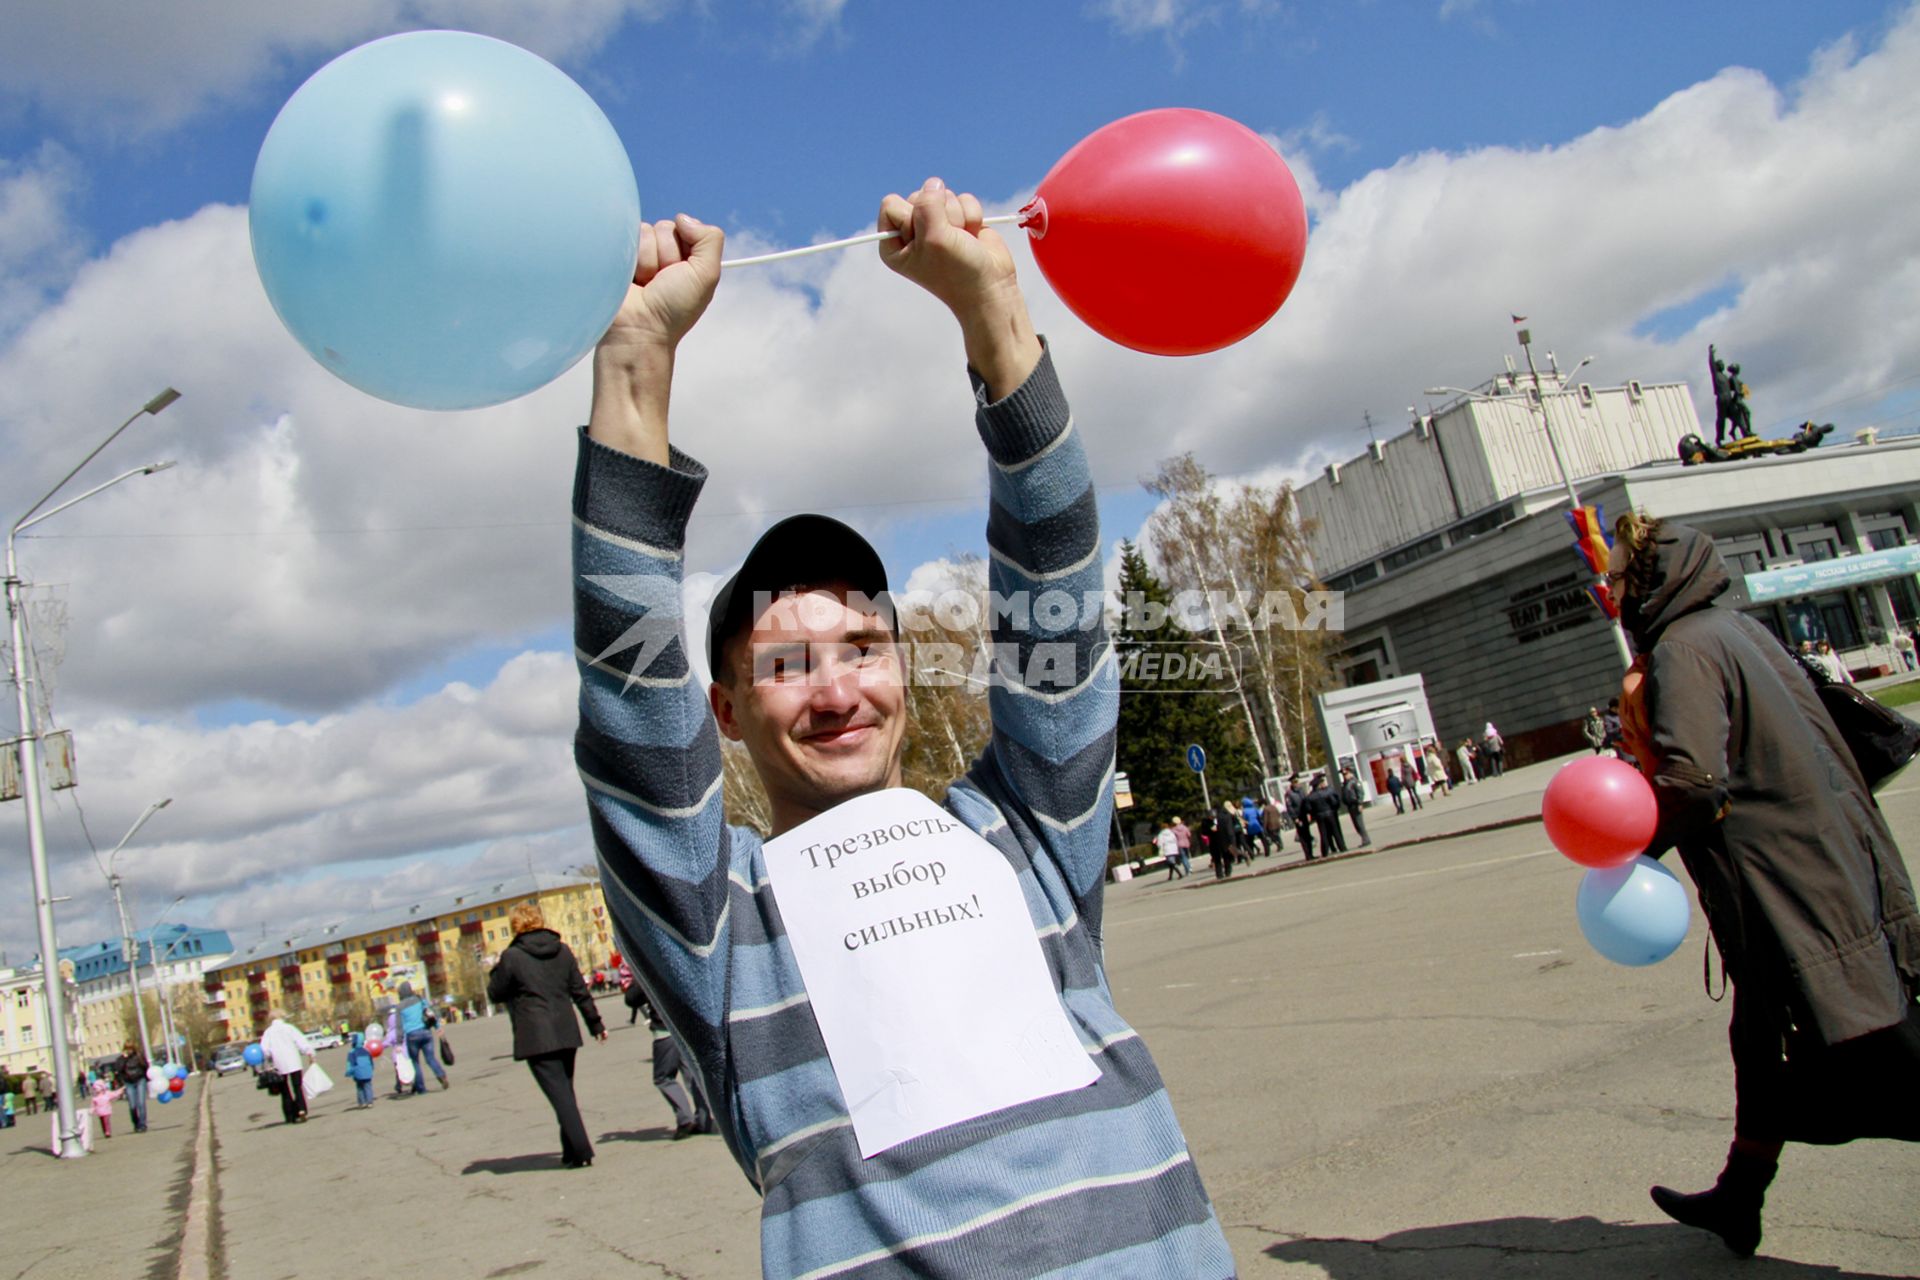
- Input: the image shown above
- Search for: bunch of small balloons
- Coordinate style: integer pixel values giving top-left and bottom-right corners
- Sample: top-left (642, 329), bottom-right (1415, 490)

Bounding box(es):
top-left (250, 31), bottom-right (1309, 411)
top-left (1541, 756), bottom-right (1690, 965)
top-left (148, 1061), bottom-right (191, 1103)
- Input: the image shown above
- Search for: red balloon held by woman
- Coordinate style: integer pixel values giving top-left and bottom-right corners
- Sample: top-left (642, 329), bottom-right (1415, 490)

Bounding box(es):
top-left (1022, 108), bottom-right (1308, 356)
top-left (1542, 755), bottom-right (1659, 869)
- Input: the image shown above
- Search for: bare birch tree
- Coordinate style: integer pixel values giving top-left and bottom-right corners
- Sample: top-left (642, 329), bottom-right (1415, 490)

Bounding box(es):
top-left (1145, 453), bottom-right (1333, 780)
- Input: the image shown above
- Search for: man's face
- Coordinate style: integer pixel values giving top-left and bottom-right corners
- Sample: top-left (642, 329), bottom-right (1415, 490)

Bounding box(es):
top-left (710, 584), bottom-right (906, 830)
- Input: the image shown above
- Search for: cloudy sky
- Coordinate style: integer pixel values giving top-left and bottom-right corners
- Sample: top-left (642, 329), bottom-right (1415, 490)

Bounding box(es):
top-left (3, 0), bottom-right (1917, 962)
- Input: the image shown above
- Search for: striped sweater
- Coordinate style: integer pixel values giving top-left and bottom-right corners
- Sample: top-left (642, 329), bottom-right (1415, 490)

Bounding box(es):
top-left (571, 350), bottom-right (1235, 1279)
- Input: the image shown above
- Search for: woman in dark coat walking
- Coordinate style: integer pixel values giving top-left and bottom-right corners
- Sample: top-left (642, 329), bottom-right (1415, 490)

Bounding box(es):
top-left (1613, 514), bottom-right (1920, 1257)
top-left (485, 900), bottom-right (608, 1169)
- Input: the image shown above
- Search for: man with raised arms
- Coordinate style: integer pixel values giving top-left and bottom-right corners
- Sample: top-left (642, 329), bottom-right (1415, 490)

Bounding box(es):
top-left (572, 178), bottom-right (1233, 1278)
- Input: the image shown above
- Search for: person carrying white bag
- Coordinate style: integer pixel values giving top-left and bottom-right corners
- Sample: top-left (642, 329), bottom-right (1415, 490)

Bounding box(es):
top-left (385, 1003), bottom-right (415, 1096)
top-left (302, 1061), bottom-right (335, 1101)
top-left (258, 1009), bottom-right (314, 1124)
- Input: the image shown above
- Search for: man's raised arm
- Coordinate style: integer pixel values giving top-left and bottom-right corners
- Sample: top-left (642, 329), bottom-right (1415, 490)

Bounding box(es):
top-left (572, 216), bottom-right (736, 1060)
top-left (878, 181), bottom-right (1116, 918)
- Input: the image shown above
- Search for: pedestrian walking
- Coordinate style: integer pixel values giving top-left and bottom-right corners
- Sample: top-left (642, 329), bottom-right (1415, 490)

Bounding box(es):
top-left (1200, 811), bottom-right (1231, 879)
top-left (397, 981), bottom-right (450, 1093)
top-left (1611, 512), bottom-right (1920, 1257)
top-left (260, 1009), bottom-right (314, 1124)
top-left (1456, 739), bottom-right (1478, 784)
top-left (20, 1067), bottom-right (38, 1117)
top-left (1260, 796), bottom-right (1287, 856)
top-left (1155, 819), bottom-right (1185, 880)
top-left (87, 1079), bottom-right (124, 1137)
top-left (1481, 723), bottom-right (1505, 776)
top-left (116, 1041), bottom-right (150, 1134)
top-left (1385, 768), bottom-right (1405, 814)
top-left (632, 985), bottom-right (713, 1140)
top-left (1218, 802), bottom-right (1250, 867)
top-left (1583, 707), bottom-right (1606, 754)
top-left (486, 899), bottom-right (608, 1169)
top-left (1400, 761), bottom-right (1424, 810)
top-left (1338, 767), bottom-right (1370, 847)
top-left (345, 1032), bottom-right (376, 1107)
top-left (379, 1006), bottom-right (413, 1096)
top-left (1286, 774), bottom-right (1316, 858)
top-left (1424, 745), bottom-right (1452, 797)
top-left (1240, 796), bottom-right (1268, 857)
top-left (1306, 774), bottom-right (1346, 855)
top-left (1813, 639), bottom-right (1853, 685)
top-left (1170, 815), bottom-right (1194, 876)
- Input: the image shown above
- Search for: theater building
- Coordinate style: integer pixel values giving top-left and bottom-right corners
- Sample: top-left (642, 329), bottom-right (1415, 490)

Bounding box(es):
top-left (1296, 359), bottom-right (1920, 769)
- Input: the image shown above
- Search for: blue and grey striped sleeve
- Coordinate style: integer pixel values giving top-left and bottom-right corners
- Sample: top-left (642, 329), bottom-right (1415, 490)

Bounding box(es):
top-left (969, 348), bottom-right (1119, 924)
top-left (570, 431), bottom-right (736, 1067)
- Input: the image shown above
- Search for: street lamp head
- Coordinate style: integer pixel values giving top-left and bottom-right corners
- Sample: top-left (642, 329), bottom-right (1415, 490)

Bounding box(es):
top-left (143, 388), bottom-right (181, 416)
top-left (141, 461), bottom-right (177, 475)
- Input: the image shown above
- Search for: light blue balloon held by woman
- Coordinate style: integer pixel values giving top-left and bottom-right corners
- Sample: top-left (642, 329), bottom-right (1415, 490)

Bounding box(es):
top-left (1576, 854), bottom-right (1691, 966)
top-left (249, 30), bottom-right (641, 410)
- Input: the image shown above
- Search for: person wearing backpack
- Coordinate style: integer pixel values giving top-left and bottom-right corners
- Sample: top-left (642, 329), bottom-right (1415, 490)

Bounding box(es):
top-left (1611, 511), bottom-right (1919, 1257)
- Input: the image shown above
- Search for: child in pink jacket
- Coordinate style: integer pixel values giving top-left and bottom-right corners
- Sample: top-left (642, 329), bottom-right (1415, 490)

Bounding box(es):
top-left (88, 1079), bottom-right (125, 1137)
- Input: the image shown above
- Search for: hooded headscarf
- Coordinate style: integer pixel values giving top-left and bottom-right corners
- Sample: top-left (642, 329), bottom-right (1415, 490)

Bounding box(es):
top-left (1618, 522), bottom-right (1729, 651)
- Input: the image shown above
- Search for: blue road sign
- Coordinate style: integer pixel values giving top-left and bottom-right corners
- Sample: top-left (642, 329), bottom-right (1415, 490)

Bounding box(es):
top-left (1186, 744), bottom-right (1207, 773)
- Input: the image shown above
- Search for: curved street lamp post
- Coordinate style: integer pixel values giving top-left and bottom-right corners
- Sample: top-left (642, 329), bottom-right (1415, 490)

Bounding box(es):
top-left (6, 388), bottom-right (179, 1158)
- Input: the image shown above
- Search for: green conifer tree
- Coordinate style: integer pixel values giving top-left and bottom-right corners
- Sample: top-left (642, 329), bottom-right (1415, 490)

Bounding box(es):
top-left (1113, 541), bottom-right (1261, 836)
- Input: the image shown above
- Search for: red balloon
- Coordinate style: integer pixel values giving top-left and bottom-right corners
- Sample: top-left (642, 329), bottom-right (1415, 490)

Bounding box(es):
top-left (168, 1077), bottom-right (185, 1093)
top-left (1024, 108), bottom-right (1308, 356)
top-left (1542, 756), bottom-right (1658, 869)
top-left (369, 1041), bottom-right (383, 1057)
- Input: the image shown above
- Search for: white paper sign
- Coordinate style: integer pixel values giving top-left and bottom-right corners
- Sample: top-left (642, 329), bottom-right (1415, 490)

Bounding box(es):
top-left (761, 788), bottom-right (1100, 1157)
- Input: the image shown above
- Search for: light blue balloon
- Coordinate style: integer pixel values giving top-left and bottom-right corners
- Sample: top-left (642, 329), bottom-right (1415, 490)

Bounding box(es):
top-left (170, 1064), bottom-right (189, 1080)
top-left (250, 31), bottom-right (641, 410)
top-left (243, 1044), bottom-right (264, 1066)
top-left (1576, 855), bottom-right (1691, 966)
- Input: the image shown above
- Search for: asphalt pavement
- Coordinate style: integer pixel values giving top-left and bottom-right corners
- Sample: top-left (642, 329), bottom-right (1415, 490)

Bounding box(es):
top-left (5, 754), bottom-right (1917, 1278)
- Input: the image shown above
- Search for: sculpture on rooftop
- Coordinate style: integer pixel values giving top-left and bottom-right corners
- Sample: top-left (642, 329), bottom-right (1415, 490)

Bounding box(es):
top-left (1708, 344), bottom-right (1755, 445)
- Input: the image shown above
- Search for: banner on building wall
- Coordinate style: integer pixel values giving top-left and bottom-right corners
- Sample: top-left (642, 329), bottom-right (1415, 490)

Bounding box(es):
top-left (367, 962), bottom-right (430, 1005)
top-left (1743, 545), bottom-right (1920, 603)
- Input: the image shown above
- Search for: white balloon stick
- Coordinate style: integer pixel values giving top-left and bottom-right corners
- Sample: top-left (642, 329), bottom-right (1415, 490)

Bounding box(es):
top-left (722, 213), bottom-right (1023, 269)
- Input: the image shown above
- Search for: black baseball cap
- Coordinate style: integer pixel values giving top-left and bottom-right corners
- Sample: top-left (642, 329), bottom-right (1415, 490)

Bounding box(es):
top-left (705, 514), bottom-right (891, 679)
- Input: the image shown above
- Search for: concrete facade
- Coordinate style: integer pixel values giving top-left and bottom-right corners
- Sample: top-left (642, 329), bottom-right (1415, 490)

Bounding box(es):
top-left (0, 960), bottom-right (77, 1078)
top-left (61, 925), bottom-right (234, 1065)
top-left (201, 872), bottom-right (615, 1044)
top-left (1297, 369), bottom-right (1703, 580)
top-left (1322, 435), bottom-right (1920, 768)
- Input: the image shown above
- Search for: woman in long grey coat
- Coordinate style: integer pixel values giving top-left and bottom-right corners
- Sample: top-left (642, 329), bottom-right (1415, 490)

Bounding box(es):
top-left (1613, 514), bottom-right (1919, 1257)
